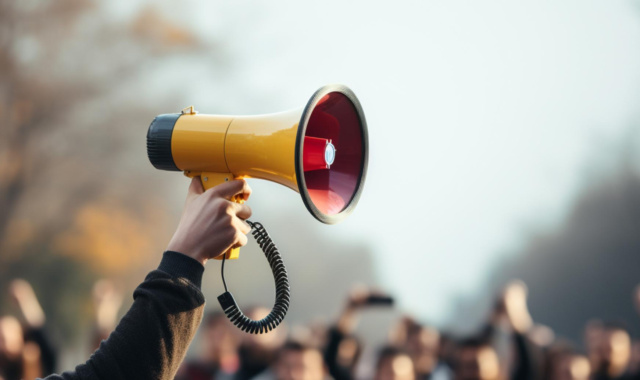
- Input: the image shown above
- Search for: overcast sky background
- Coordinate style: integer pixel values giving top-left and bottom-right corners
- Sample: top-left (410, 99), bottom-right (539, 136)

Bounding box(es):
top-left (111, 0), bottom-right (640, 325)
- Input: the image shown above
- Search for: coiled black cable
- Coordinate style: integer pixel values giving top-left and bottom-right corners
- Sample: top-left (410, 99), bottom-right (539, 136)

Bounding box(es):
top-left (218, 220), bottom-right (291, 334)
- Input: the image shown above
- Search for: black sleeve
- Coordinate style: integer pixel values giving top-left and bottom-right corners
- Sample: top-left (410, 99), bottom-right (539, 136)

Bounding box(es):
top-left (43, 251), bottom-right (206, 380)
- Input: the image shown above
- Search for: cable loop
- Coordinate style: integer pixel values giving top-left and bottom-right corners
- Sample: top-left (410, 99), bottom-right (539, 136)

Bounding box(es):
top-left (218, 221), bottom-right (291, 334)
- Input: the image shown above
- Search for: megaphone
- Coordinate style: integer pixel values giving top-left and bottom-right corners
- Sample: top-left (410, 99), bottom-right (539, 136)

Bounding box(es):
top-left (147, 84), bottom-right (368, 228)
top-left (146, 84), bottom-right (368, 333)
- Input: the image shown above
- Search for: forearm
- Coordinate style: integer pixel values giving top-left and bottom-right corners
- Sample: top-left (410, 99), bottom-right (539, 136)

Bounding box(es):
top-left (44, 251), bottom-right (206, 380)
top-left (336, 308), bottom-right (358, 335)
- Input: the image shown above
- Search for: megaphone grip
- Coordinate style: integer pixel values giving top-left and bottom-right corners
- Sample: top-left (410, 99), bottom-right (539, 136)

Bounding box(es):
top-left (217, 221), bottom-right (291, 334)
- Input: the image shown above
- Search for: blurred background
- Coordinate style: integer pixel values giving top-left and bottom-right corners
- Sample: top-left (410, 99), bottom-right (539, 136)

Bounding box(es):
top-left (2, 0), bottom-right (640, 377)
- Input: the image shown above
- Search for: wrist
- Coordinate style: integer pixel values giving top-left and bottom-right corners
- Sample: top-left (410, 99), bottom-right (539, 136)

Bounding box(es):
top-left (166, 239), bottom-right (208, 267)
top-left (159, 251), bottom-right (206, 289)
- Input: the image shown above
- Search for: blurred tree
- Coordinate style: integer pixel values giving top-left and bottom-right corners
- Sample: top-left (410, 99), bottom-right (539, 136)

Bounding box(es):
top-left (0, 0), bottom-right (202, 341)
top-left (54, 200), bottom-right (170, 276)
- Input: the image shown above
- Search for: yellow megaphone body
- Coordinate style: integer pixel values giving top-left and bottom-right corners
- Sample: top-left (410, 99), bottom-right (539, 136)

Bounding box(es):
top-left (147, 84), bottom-right (369, 259)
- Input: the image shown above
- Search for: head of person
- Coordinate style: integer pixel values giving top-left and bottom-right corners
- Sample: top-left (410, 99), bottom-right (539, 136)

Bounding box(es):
top-left (237, 307), bottom-right (287, 373)
top-left (584, 319), bottom-right (604, 368)
top-left (200, 311), bottom-right (239, 363)
top-left (627, 340), bottom-right (640, 375)
top-left (274, 341), bottom-right (325, 380)
top-left (375, 346), bottom-right (415, 380)
top-left (552, 353), bottom-right (590, 380)
top-left (546, 343), bottom-right (590, 380)
top-left (597, 322), bottom-right (631, 377)
top-left (453, 338), bottom-right (501, 380)
top-left (405, 323), bottom-right (440, 376)
top-left (335, 334), bottom-right (362, 375)
top-left (241, 307), bottom-right (287, 353)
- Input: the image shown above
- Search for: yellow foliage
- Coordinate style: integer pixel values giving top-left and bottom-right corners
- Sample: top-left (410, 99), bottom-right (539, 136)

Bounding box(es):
top-left (131, 7), bottom-right (197, 47)
top-left (55, 201), bottom-right (169, 276)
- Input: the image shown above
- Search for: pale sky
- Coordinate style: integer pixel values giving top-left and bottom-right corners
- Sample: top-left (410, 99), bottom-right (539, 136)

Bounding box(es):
top-left (116, 0), bottom-right (640, 324)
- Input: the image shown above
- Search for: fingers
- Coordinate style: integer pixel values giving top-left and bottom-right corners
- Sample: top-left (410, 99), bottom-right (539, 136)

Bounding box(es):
top-left (228, 208), bottom-right (251, 250)
top-left (230, 202), bottom-right (252, 220)
top-left (210, 179), bottom-right (252, 201)
top-left (232, 214), bottom-right (252, 235)
top-left (232, 231), bottom-right (249, 249)
top-left (10, 279), bottom-right (36, 303)
top-left (179, 178), bottom-right (254, 260)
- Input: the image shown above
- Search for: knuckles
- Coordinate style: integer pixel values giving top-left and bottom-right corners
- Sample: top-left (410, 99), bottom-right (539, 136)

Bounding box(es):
top-left (210, 199), bottom-right (232, 215)
top-left (240, 205), bottom-right (252, 219)
top-left (235, 232), bottom-right (248, 247)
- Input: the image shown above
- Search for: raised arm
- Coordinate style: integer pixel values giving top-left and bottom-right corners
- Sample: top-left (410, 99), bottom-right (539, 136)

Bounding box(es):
top-left (45, 178), bottom-right (252, 380)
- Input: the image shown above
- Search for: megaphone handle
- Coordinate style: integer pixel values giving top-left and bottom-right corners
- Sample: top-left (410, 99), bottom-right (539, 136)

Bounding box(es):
top-left (184, 171), bottom-right (243, 260)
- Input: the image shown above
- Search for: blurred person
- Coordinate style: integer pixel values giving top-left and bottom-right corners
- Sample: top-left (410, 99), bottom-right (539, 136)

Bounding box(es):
top-left (323, 286), bottom-right (367, 380)
top-left (627, 341), bottom-right (640, 376)
top-left (630, 286), bottom-right (640, 377)
top-left (375, 346), bottom-right (415, 380)
top-left (633, 285), bottom-right (640, 318)
top-left (591, 322), bottom-right (634, 380)
top-left (234, 307), bottom-right (287, 380)
top-left (324, 286), bottom-right (393, 380)
top-left (0, 314), bottom-right (44, 380)
top-left (254, 340), bottom-right (329, 380)
top-left (91, 279), bottom-right (123, 351)
top-left (390, 317), bottom-right (451, 380)
top-left (0, 316), bottom-right (26, 380)
top-left (177, 311), bottom-right (240, 380)
top-left (21, 341), bottom-right (43, 380)
top-left (436, 334), bottom-right (457, 379)
top-left (551, 353), bottom-right (590, 380)
top-left (584, 319), bottom-right (605, 373)
top-left (37, 178), bottom-right (254, 379)
top-left (544, 342), bottom-right (590, 380)
top-left (486, 281), bottom-right (544, 380)
top-left (452, 338), bottom-right (502, 380)
top-left (8, 279), bottom-right (57, 377)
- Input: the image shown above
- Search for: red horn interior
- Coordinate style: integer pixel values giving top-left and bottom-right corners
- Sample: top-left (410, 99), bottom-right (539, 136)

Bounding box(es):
top-left (302, 92), bottom-right (364, 216)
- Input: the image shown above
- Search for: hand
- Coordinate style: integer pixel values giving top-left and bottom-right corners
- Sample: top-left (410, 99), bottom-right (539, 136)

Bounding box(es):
top-left (337, 285), bottom-right (385, 334)
top-left (502, 280), bottom-right (533, 333)
top-left (9, 279), bottom-right (45, 328)
top-left (167, 178), bottom-right (252, 266)
top-left (93, 279), bottom-right (123, 333)
top-left (346, 285), bottom-right (371, 310)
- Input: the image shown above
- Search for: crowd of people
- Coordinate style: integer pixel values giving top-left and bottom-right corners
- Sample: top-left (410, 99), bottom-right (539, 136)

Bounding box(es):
top-left (0, 180), bottom-right (638, 380)
top-left (2, 278), bottom-right (640, 380)
top-left (173, 282), bottom-right (640, 380)
top-left (0, 279), bottom-right (123, 380)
